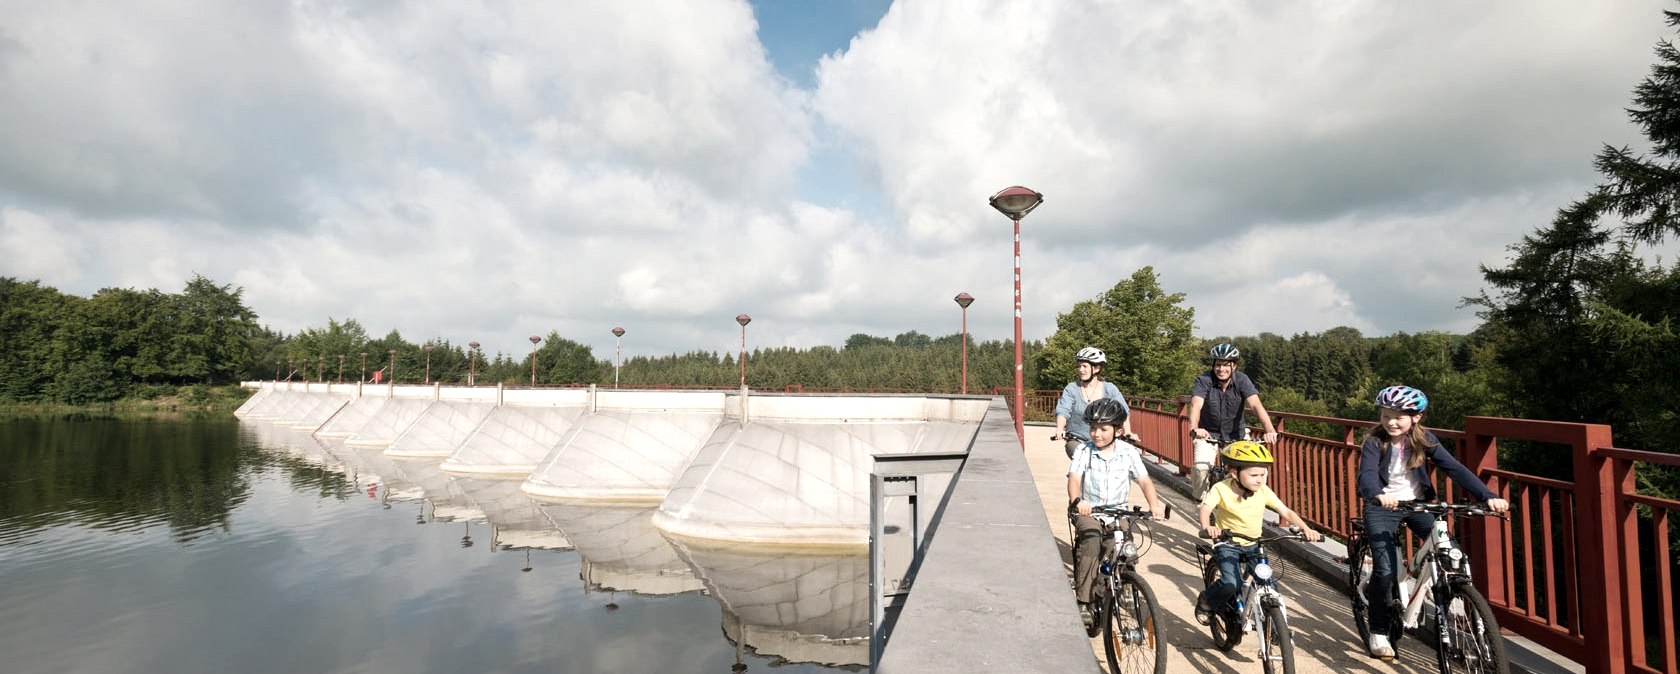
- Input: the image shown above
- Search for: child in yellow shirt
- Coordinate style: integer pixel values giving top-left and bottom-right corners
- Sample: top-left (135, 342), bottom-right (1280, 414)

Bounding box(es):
top-left (1194, 441), bottom-right (1320, 623)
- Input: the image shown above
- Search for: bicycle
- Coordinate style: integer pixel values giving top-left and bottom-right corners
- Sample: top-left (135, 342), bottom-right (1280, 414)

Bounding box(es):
top-left (1077, 503), bottom-right (1170, 674)
top-left (1345, 501), bottom-right (1509, 674)
top-left (1195, 527), bottom-right (1306, 674)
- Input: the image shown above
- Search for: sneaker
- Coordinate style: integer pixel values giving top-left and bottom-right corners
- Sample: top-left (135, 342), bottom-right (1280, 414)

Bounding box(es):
top-left (1369, 634), bottom-right (1395, 659)
top-left (1079, 603), bottom-right (1094, 629)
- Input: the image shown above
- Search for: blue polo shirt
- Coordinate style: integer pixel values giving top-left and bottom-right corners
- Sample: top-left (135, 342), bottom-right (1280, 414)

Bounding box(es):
top-left (1190, 370), bottom-right (1259, 442)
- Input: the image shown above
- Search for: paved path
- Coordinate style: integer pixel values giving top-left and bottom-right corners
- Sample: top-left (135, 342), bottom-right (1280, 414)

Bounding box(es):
top-left (1023, 432), bottom-right (1442, 674)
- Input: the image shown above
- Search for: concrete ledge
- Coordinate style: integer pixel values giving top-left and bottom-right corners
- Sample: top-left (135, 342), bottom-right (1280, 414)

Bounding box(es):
top-left (875, 398), bottom-right (1102, 673)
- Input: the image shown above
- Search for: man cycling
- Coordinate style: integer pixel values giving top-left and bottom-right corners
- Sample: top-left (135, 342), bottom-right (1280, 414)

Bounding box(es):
top-left (1187, 343), bottom-right (1279, 496)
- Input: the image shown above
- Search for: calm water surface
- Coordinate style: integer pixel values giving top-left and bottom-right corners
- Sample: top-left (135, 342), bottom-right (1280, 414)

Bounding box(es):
top-left (0, 417), bottom-right (867, 674)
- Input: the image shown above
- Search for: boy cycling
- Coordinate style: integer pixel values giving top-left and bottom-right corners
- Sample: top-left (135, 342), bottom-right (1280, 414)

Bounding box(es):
top-left (1067, 398), bottom-right (1165, 628)
top-left (1194, 441), bottom-right (1321, 624)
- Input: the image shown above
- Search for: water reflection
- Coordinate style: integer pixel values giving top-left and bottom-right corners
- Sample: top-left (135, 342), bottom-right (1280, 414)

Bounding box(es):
top-left (538, 501), bottom-right (703, 596)
top-left (1, 417), bottom-right (867, 674)
top-left (667, 537), bottom-right (871, 668)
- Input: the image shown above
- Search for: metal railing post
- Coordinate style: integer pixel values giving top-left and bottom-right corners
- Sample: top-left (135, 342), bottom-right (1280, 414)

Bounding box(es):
top-left (1572, 422), bottom-right (1626, 674)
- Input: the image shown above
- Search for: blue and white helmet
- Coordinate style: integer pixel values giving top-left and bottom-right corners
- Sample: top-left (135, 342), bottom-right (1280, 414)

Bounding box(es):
top-left (1206, 343), bottom-right (1240, 363)
top-left (1375, 385), bottom-right (1429, 412)
top-left (1075, 346), bottom-right (1107, 365)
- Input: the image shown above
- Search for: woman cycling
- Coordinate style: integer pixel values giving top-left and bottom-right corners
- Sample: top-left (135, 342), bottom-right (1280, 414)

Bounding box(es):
top-left (1355, 385), bottom-right (1509, 659)
top-left (1054, 347), bottom-right (1136, 459)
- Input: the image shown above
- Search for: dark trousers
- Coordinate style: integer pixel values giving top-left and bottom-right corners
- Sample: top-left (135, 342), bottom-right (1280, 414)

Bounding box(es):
top-left (1197, 543), bottom-right (1256, 610)
top-left (1363, 503), bottom-right (1436, 631)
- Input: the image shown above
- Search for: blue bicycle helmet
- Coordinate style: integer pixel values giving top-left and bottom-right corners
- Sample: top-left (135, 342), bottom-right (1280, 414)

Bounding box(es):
top-left (1375, 385), bottom-right (1428, 412)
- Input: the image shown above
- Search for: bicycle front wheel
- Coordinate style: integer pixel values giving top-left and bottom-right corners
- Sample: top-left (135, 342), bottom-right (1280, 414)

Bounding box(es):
top-left (1435, 583), bottom-right (1508, 674)
top-left (1261, 604), bottom-right (1296, 674)
top-left (1105, 571), bottom-right (1166, 674)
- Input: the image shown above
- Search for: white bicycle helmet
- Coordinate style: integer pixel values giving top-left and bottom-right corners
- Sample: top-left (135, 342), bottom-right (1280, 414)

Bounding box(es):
top-left (1075, 346), bottom-right (1107, 365)
top-left (1206, 343), bottom-right (1240, 363)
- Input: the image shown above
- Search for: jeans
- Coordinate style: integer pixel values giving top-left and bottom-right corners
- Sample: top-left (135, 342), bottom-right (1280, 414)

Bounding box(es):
top-left (1198, 543), bottom-right (1257, 611)
top-left (1363, 503), bottom-right (1436, 631)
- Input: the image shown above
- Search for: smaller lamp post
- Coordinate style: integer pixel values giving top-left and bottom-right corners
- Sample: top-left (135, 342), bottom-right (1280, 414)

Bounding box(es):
top-left (359, 352), bottom-right (368, 382)
top-left (337, 354), bottom-right (345, 383)
top-left (274, 361), bottom-right (281, 381)
top-left (317, 355), bottom-right (325, 382)
top-left (468, 341), bottom-right (480, 386)
top-left (611, 326), bottom-right (625, 388)
top-left (529, 335), bottom-right (542, 387)
top-left (287, 359), bottom-right (294, 381)
top-left (736, 314), bottom-right (752, 387)
top-left (387, 349), bottom-right (397, 384)
top-left (423, 344), bottom-right (434, 384)
top-left (954, 292), bottom-right (974, 394)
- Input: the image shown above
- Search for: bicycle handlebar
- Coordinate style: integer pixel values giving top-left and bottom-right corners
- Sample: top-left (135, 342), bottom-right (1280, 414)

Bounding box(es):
top-left (1089, 502), bottom-right (1173, 521)
top-left (1199, 526), bottom-right (1306, 545)
top-left (1366, 500), bottom-right (1510, 520)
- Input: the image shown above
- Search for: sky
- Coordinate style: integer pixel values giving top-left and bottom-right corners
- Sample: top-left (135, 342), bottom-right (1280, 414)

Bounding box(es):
top-left (0, 0), bottom-right (1674, 362)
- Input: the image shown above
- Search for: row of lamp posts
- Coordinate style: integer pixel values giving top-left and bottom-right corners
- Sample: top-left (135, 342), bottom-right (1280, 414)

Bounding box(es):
top-left (262, 185), bottom-right (1039, 442)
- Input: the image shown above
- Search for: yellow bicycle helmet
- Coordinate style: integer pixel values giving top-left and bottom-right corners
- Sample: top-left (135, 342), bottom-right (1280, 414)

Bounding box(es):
top-left (1220, 440), bottom-right (1274, 466)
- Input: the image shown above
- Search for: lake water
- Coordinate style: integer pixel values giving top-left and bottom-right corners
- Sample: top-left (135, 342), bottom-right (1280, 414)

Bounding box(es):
top-left (0, 416), bottom-right (868, 674)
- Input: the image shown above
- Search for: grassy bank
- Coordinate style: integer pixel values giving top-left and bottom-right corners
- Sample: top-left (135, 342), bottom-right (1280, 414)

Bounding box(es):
top-left (0, 385), bottom-right (256, 418)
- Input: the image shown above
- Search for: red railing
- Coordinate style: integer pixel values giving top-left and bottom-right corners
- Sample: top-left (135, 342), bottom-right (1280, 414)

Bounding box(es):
top-left (1103, 398), bottom-right (1678, 674)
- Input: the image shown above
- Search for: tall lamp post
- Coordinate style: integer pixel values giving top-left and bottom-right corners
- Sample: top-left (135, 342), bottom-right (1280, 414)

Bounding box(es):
top-left (611, 326), bottom-right (625, 388)
top-left (317, 355), bottom-right (325, 382)
top-left (735, 314), bottom-right (752, 387)
top-left (387, 349), bottom-right (397, 384)
top-left (468, 341), bottom-right (480, 386)
top-left (337, 354), bottom-right (345, 383)
top-left (423, 344), bottom-right (434, 384)
top-left (359, 352), bottom-right (368, 383)
top-left (989, 185), bottom-right (1043, 444)
top-left (529, 335), bottom-right (542, 387)
top-left (274, 361), bottom-right (281, 381)
top-left (954, 292), bottom-right (974, 394)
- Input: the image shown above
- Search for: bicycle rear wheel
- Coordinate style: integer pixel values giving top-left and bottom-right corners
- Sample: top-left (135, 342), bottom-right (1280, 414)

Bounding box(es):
top-left (1105, 571), bottom-right (1166, 674)
top-left (1348, 534), bottom-right (1403, 648)
top-left (1261, 605), bottom-right (1296, 674)
top-left (1435, 583), bottom-right (1508, 674)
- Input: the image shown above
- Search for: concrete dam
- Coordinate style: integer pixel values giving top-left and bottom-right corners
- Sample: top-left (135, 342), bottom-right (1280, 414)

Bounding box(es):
top-left (235, 381), bottom-right (988, 547)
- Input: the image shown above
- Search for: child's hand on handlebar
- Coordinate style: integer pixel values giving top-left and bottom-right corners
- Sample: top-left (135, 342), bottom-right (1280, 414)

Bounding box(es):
top-left (1203, 524), bottom-right (1222, 539)
top-left (1300, 527), bottom-right (1322, 543)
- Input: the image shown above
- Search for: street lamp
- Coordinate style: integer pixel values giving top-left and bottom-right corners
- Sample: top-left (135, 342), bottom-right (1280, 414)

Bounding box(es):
top-left (611, 326), bottom-right (625, 389)
top-left (954, 292), bottom-right (974, 394)
top-left (274, 360), bottom-right (281, 381)
top-left (337, 354), bottom-right (345, 383)
top-left (735, 314), bottom-right (752, 387)
top-left (359, 352), bottom-right (368, 382)
top-left (317, 355), bottom-right (325, 382)
top-left (468, 341), bottom-right (480, 386)
top-left (387, 349), bottom-right (397, 384)
top-left (287, 359), bottom-right (294, 381)
top-left (423, 344), bottom-right (434, 384)
top-left (989, 185), bottom-right (1043, 445)
top-left (529, 335), bottom-right (542, 386)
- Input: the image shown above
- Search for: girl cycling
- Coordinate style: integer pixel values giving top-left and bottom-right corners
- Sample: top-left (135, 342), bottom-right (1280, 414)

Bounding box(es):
top-left (1355, 385), bottom-right (1509, 659)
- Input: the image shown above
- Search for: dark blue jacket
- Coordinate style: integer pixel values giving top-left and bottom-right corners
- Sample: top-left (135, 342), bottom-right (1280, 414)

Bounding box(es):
top-left (1355, 430), bottom-right (1497, 503)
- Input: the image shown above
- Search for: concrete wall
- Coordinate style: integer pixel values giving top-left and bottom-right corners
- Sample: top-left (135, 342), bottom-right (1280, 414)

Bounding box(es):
top-left (874, 398), bottom-right (1102, 673)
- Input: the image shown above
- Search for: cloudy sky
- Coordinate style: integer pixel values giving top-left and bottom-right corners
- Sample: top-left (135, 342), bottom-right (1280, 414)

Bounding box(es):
top-left (0, 0), bottom-right (1672, 361)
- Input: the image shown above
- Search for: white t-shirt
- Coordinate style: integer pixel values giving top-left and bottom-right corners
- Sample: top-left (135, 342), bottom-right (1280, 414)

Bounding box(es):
top-left (1379, 443), bottom-right (1419, 501)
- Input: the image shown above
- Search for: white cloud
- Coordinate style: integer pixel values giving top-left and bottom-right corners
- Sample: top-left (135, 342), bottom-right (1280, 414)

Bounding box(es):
top-left (0, 0), bottom-right (1673, 364)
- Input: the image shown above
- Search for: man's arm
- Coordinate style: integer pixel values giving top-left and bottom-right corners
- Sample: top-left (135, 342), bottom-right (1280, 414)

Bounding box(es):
top-left (1244, 394), bottom-right (1278, 444)
top-left (1187, 396), bottom-right (1208, 440)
